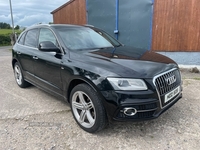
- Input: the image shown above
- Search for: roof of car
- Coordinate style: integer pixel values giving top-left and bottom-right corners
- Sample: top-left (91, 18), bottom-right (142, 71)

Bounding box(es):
top-left (26, 24), bottom-right (93, 30)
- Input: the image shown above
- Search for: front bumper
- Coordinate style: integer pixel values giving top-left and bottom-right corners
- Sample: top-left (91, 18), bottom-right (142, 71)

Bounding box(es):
top-left (101, 88), bottom-right (182, 121)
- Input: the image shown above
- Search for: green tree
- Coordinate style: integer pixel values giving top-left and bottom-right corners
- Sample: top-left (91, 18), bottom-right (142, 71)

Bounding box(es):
top-left (0, 22), bottom-right (11, 29)
top-left (15, 25), bottom-right (20, 30)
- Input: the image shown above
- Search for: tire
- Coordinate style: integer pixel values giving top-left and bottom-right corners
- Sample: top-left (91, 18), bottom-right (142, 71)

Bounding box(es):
top-left (14, 62), bottom-right (30, 88)
top-left (70, 83), bottom-right (107, 133)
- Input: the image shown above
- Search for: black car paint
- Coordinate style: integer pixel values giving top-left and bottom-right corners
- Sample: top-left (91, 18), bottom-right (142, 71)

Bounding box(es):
top-left (12, 24), bottom-right (182, 121)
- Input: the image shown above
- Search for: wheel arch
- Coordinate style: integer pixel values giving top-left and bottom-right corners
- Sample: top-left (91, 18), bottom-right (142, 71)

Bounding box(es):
top-left (12, 59), bottom-right (18, 69)
top-left (66, 77), bottom-right (110, 121)
top-left (66, 78), bottom-right (98, 103)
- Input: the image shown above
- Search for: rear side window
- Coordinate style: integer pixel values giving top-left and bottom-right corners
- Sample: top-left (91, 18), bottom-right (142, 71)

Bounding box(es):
top-left (24, 29), bottom-right (38, 48)
top-left (18, 32), bottom-right (26, 45)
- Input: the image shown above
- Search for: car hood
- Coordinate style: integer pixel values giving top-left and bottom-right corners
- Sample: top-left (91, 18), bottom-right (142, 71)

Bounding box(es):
top-left (69, 46), bottom-right (178, 78)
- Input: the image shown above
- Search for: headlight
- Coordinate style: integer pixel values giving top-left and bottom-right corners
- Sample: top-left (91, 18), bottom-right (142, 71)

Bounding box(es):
top-left (107, 78), bottom-right (147, 91)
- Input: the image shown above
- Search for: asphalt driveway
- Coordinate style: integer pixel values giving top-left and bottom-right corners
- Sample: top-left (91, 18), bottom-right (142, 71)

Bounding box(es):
top-left (0, 47), bottom-right (200, 150)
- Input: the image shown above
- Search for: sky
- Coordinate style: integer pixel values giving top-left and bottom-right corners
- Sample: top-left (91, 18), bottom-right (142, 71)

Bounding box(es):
top-left (0, 0), bottom-right (69, 27)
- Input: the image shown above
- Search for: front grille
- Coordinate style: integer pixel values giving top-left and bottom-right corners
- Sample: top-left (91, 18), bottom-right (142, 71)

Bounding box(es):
top-left (154, 68), bottom-right (181, 107)
top-left (134, 103), bottom-right (157, 110)
top-left (155, 69), bottom-right (181, 95)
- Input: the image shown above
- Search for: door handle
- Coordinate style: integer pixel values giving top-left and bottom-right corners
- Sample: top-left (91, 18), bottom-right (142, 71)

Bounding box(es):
top-left (33, 56), bottom-right (38, 60)
top-left (17, 51), bottom-right (21, 54)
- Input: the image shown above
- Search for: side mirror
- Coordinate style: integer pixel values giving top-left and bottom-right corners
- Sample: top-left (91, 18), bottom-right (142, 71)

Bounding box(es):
top-left (38, 41), bottom-right (60, 52)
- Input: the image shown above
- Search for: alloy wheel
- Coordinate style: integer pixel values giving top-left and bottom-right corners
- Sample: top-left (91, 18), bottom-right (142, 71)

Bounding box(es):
top-left (71, 91), bottom-right (96, 128)
top-left (14, 65), bottom-right (22, 85)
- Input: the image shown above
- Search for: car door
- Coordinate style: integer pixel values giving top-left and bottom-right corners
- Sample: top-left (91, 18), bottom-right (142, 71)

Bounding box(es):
top-left (32, 28), bottom-right (63, 96)
top-left (16, 29), bottom-right (39, 82)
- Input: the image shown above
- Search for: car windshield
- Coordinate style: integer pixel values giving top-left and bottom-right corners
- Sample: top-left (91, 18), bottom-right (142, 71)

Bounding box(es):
top-left (56, 27), bottom-right (117, 50)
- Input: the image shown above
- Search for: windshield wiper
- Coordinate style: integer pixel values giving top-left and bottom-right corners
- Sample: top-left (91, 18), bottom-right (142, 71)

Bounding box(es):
top-left (73, 46), bottom-right (114, 51)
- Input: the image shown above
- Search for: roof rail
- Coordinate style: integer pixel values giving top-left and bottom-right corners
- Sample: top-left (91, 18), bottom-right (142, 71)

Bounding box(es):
top-left (30, 23), bottom-right (51, 27)
top-left (84, 24), bottom-right (94, 27)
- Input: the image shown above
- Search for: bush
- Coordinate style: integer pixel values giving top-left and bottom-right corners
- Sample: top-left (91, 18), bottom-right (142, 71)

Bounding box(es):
top-left (0, 34), bottom-right (11, 46)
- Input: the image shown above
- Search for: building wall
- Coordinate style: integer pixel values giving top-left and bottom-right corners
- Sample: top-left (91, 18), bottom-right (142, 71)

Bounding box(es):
top-left (86, 0), bottom-right (115, 42)
top-left (158, 52), bottom-right (200, 65)
top-left (152, 0), bottom-right (200, 52)
top-left (51, 0), bottom-right (86, 25)
top-left (152, 0), bottom-right (200, 65)
top-left (87, 0), bottom-right (153, 50)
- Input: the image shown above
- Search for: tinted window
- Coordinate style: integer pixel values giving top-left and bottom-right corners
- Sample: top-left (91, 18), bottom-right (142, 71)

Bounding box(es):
top-left (18, 32), bottom-right (26, 45)
top-left (24, 29), bottom-right (38, 48)
top-left (39, 28), bottom-right (57, 46)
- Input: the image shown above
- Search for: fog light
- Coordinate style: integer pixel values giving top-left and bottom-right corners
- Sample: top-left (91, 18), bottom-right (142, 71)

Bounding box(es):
top-left (123, 107), bottom-right (137, 116)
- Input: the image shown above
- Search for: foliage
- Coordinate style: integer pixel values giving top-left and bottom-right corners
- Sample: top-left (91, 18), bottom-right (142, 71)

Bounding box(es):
top-left (0, 29), bottom-right (22, 46)
top-left (0, 34), bottom-right (11, 46)
top-left (15, 25), bottom-right (20, 30)
top-left (0, 22), bottom-right (20, 30)
top-left (0, 22), bottom-right (22, 46)
top-left (0, 22), bottom-right (11, 29)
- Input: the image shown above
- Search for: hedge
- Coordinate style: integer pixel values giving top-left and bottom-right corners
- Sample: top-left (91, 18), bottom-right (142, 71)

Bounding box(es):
top-left (0, 34), bottom-right (11, 46)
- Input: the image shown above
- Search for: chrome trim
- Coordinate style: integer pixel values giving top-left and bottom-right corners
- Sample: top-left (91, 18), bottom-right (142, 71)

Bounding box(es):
top-left (137, 108), bottom-right (157, 113)
top-left (153, 68), bottom-right (181, 109)
top-left (16, 27), bottom-right (65, 55)
top-left (120, 108), bottom-right (157, 113)
top-left (166, 75), bottom-right (176, 85)
top-left (123, 107), bottom-right (137, 116)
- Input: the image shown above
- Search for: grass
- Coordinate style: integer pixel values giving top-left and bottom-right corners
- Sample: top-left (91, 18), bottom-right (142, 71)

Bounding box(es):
top-left (194, 77), bottom-right (200, 80)
top-left (0, 29), bottom-right (21, 35)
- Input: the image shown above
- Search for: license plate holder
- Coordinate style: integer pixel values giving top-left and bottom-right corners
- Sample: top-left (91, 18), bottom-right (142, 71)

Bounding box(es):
top-left (164, 86), bottom-right (180, 103)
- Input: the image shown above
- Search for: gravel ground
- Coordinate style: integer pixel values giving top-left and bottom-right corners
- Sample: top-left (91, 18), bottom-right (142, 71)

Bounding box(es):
top-left (0, 47), bottom-right (200, 150)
